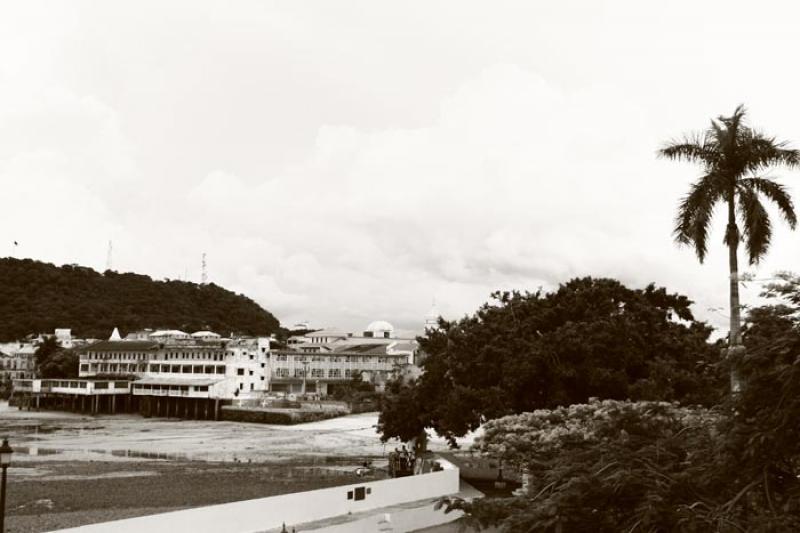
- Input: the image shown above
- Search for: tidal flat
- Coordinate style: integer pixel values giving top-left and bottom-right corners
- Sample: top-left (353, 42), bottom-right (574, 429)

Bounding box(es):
top-left (0, 403), bottom-right (419, 532)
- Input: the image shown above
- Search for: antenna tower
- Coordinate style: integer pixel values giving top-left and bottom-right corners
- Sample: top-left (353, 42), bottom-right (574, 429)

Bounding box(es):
top-left (106, 240), bottom-right (113, 271)
top-left (201, 253), bottom-right (207, 284)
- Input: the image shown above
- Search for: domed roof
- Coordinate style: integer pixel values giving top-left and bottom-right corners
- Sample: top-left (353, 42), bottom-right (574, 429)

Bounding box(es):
top-left (365, 320), bottom-right (394, 333)
top-left (191, 330), bottom-right (220, 338)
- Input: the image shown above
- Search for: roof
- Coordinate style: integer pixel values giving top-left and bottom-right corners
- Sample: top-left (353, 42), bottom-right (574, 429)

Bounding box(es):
top-left (332, 344), bottom-right (390, 355)
top-left (303, 329), bottom-right (349, 338)
top-left (84, 340), bottom-right (160, 352)
top-left (365, 320), bottom-right (394, 332)
top-left (135, 377), bottom-right (223, 386)
top-left (191, 331), bottom-right (221, 338)
top-left (149, 330), bottom-right (190, 337)
top-left (388, 342), bottom-right (417, 353)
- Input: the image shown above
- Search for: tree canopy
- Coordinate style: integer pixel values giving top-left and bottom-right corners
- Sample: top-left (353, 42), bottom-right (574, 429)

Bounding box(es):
top-left (0, 258), bottom-right (281, 341)
top-left (437, 274), bottom-right (800, 532)
top-left (660, 105), bottom-right (798, 265)
top-left (378, 277), bottom-right (723, 445)
top-left (35, 336), bottom-right (78, 379)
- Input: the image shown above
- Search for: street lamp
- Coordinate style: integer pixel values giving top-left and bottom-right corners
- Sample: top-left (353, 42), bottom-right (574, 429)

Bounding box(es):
top-left (0, 437), bottom-right (13, 533)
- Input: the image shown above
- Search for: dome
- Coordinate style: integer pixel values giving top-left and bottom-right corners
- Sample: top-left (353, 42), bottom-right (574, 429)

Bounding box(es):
top-left (191, 331), bottom-right (221, 339)
top-left (365, 320), bottom-right (394, 333)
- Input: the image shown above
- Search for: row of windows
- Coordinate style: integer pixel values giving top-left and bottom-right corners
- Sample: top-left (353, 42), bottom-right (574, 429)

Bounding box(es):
top-left (164, 353), bottom-right (225, 361)
top-left (86, 353), bottom-right (148, 361)
top-left (148, 364), bottom-right (226, 374)
top-left (274, 354), bottom-right (385, 363)
top-left (133, 384), bottom-right (209, 392)
top-left (275, 368), bottom-right (344, 378)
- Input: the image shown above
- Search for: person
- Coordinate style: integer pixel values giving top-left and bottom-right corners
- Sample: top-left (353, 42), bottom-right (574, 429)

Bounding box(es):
top-left (388, 449), bottom-right (397, 477)
top-left (399, 445), bottom-right (409, 473)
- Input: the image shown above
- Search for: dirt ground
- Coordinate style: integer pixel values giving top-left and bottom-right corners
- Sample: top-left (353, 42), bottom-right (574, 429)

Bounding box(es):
top-left (5, 459), bottom-right (375, 532)
top-left (0, 402), bottom-right (473, 532)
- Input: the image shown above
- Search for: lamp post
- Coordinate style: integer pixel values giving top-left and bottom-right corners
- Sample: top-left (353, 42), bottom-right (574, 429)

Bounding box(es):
top-left (0, 437), bottom-right (13, 533)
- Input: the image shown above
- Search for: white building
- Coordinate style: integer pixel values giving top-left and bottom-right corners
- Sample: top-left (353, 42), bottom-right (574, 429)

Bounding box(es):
top-left (79, 333), bottom-right (270, 402)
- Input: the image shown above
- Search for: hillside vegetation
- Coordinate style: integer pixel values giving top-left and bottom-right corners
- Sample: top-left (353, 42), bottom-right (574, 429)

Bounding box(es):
top-left (0, 258), bottom-right (280, 341)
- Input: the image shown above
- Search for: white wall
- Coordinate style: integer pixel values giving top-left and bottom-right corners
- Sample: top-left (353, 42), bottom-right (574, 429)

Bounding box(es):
top-left (52, 459), bottom-right (460, 533)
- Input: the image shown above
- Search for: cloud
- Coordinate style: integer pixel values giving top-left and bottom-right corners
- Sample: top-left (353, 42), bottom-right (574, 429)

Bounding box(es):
top-left (3, 1), bottom-right (800, 336)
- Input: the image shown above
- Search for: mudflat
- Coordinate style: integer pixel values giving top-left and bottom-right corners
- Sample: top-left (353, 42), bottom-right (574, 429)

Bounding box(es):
top-left (0, 404), bottom-right (408, 532)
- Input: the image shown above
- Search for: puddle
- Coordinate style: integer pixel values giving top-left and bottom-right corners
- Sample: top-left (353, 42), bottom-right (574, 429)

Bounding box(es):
top-left (14, 446), bottom-right (194, 461)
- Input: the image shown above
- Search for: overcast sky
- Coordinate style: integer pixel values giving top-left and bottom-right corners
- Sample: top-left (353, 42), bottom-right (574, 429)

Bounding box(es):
top-left (2, 1), bottom-right (800, 334)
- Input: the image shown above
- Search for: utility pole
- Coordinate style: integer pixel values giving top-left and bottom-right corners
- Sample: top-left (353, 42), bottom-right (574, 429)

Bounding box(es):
top-left (106, 240), bottom-right (113, 271)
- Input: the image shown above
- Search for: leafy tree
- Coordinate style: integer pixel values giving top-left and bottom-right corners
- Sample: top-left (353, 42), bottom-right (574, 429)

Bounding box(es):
top-left (0, 374), bottom-right (12, 400)
top-left (0, 258), bottom-right (281, 341)
top-left (379, 277), bottom-right (723, 446)
top-left (329, 373), bottom-right (379, 403)
top-left (659, 105), bottom-right (799, 390)
top-left (34, 336), bottom-right (79, 378)
top-left (439, 277), bottom-right (800, 532)
top-left (440, 400), bottom-right (724, 532)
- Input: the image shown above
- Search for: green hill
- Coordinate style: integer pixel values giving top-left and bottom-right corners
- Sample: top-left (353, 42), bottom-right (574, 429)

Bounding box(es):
top-left (0, 258), bottom-right (281, 341)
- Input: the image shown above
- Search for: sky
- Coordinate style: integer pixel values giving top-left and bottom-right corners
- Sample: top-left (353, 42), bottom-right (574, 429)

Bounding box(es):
top-left (2, 1), bottom-right (800, 334)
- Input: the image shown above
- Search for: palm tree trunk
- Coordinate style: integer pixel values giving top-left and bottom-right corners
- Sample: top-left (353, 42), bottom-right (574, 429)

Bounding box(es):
top-left (727, 197), bottom-right (743, 392)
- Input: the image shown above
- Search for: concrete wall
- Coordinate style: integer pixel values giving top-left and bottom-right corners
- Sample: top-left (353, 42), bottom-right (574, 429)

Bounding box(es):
top-left (53, 459), bottom-right (459, 533)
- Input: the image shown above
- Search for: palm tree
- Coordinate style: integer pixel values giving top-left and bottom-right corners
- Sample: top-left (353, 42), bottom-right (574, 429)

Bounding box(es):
top-left (659, 105), bottom-right (799, 391)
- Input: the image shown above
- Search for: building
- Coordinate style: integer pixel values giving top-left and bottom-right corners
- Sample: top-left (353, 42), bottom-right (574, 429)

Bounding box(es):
top-left (271, 321), bottom-right (417, 396)
top-left (78, 330), bottom-right (270, 402)
top-left (0, 342), bottom-right (37, 381)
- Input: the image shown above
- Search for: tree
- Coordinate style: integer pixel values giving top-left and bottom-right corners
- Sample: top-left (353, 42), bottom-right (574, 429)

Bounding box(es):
top-left (439, 278), bottom-right (800, 532)
top-left (35, 336), bottom-right (79, 379)
top-left (0, 257), bottom-right (281, 341)
top-left (378, 277), bottom-right (723, 446)
top-left (659, 105), bottom-right (799, 390)
top-left (440, 400), bottom-right (723, 532)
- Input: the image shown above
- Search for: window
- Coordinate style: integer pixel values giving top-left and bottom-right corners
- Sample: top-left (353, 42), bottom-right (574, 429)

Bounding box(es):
top-left (311, 369), bottom-right (324, 378)
top-left (249, 370), bottom-right (253, 376)
top-left (277, 368), bottom-right (289, 377)
top-left (237, 368), bottom-right (244, 376)
top-left (294, 368), bottom-right (304, 378)
top-left (216, 365), bottom-right (225, 374)
top-left (328, 369), bottom-right (341, 378)
top-left (182, 365), bottom-right (191, 373)
top-left (250, 383), bottom-right (254, 391)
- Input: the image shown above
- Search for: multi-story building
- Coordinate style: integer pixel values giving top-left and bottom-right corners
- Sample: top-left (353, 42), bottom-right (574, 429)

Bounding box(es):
top-left (0, 342), bottom-right (37, 381)
top-left (270, 321), bottom-right (417, 396)
top-left (79, 330), bottom-right (270, 402)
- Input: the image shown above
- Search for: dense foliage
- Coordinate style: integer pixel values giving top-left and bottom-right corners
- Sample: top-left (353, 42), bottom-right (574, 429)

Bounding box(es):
top-left (437, 274), bottom-right (800, 532)
top-left (329, 374), bottom-right (379, 403)
top-left (35, 336), bottom-right (79, 379)
top-left (0, 258), bottom-right (281, 341)
top-left (379, 277), bottom-right (723, 445)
